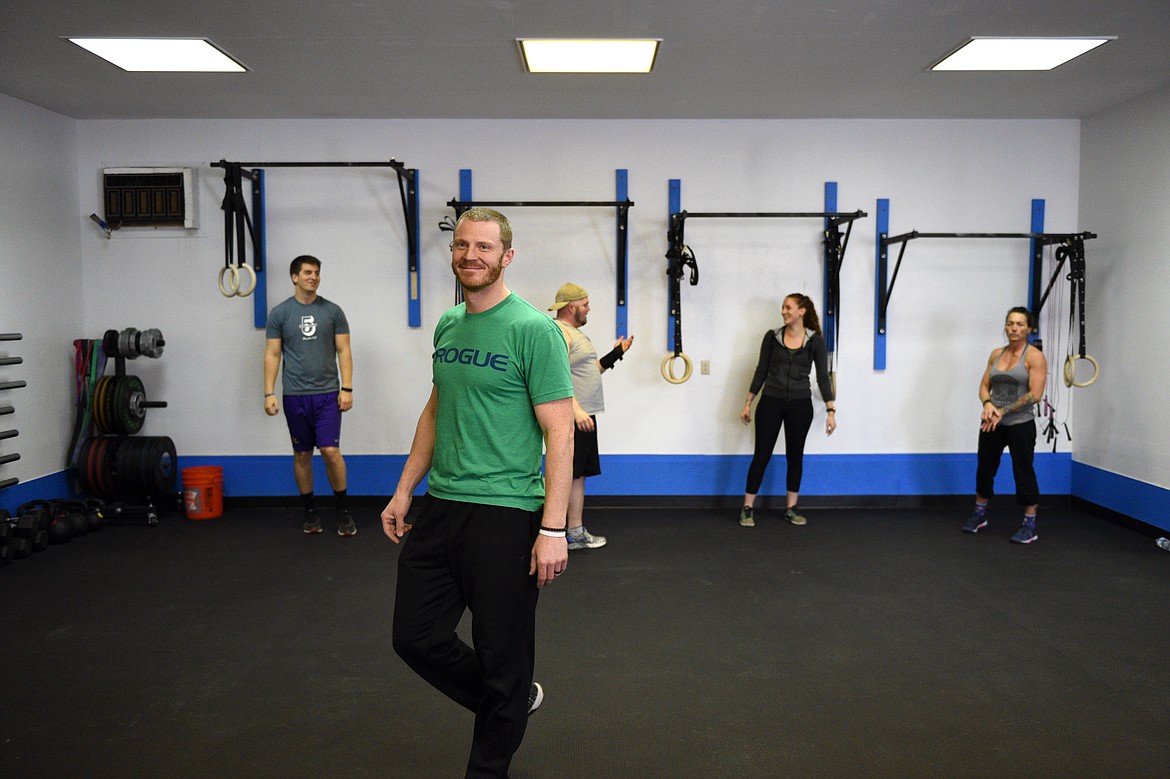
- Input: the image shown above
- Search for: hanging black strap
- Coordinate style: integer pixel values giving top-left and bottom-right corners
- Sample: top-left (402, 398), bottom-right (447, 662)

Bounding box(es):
top-left (1060, 238), bottom-right (1088, 358)
top-left (665, 219), bottom-right (699, 357)
top-left (219, 163), bottom-right (257, 272)
top-left (823, 224), bottom-right (847, 372)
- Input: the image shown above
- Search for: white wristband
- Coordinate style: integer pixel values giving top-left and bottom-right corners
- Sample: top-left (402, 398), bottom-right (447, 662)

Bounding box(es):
top-left (538, 528), bottom-right (567, 538)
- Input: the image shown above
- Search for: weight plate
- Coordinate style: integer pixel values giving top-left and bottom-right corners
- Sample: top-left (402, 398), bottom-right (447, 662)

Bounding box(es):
top-left (122, 375), bottom-right (146, 434)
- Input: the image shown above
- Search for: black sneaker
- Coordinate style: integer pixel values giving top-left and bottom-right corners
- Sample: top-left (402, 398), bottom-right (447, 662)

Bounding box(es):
top-left (303, 512), bottom-right (323, 534)
top-left (527, 682), bottom-right (544, 715)
top-left (337, 511), bottom-right (357, 537)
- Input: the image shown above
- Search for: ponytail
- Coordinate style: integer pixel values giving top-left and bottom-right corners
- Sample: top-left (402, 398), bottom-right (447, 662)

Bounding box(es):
top-left (786, 293), bottom-right (822, 333)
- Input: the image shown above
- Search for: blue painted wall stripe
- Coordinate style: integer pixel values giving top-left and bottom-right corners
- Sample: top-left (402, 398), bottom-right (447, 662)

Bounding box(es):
top-left (1071, 462), bottom-right (1170, 532)
top-left (7, 459), bottom-right (1164, 537)
top-left (3, 452), bottom-right (1075, 509)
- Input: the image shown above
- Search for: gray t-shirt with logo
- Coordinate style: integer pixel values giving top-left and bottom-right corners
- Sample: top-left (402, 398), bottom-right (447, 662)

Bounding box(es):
top-left (266, 296), bottom-right (350, 395)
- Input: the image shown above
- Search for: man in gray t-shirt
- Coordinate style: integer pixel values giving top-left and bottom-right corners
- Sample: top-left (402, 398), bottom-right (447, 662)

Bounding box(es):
top-left (264, 255), bottom-right (355, 536)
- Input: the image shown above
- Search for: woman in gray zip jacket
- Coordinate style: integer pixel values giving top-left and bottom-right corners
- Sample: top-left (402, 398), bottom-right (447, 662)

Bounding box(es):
top-left (738, 293), bottom-right (836, 527)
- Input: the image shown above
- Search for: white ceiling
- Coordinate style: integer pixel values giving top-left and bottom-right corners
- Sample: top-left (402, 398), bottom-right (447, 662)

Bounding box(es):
top-left (2, 0), bottom-right (1168, 121)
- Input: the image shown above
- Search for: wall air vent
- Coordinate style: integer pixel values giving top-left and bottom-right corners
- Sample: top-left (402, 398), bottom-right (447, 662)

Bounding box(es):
top-left (103, 167), bottom-right (196, 228)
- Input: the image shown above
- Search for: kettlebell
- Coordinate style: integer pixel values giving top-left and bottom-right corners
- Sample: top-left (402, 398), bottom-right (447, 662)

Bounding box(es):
top-left (49, 500), bottom-right (86, 540)
top-left (83, 498), bottom-right (106, 532)
top-left (45, 508), bottom-right (72, 544)
top-left (64, 500), bottom-right (89, 538)
top-left (18, 500), bottom-right (62, 544)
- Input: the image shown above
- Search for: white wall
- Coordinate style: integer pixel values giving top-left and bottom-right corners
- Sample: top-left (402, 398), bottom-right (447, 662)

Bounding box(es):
top-left (0, 94), bottom-right (82, 493)
top-left (1078, 85), bottom-right (1170, 490)
top-left (70, 118), bottom-right (1080, 466)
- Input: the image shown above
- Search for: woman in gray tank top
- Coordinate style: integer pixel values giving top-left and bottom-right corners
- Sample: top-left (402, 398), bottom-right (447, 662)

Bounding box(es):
top-left (961, 307), bottom-right (1049, 544)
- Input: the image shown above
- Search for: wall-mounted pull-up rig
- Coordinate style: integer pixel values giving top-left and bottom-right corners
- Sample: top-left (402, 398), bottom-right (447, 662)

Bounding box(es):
top-left (211, 160), bottom-right (420, 328)
top-left (874, 198), bottom-right (1097, 386)
top-left (664, 180), bottom-right (866, 385)
top-left (445, 169), bottom-right (633, 339)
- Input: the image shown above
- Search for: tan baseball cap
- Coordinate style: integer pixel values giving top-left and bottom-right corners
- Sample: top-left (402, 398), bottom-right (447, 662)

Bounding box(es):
top-left (548, 282), bottom-right (588, 311)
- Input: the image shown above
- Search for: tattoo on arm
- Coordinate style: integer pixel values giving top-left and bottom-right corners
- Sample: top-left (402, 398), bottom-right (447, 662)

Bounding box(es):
top-left (1000, 392), bottom-right (1037, 416)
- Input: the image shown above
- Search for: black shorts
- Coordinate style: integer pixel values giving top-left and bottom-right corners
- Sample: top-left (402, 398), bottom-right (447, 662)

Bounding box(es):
top-left (573, 418), bottom-right (602, 479)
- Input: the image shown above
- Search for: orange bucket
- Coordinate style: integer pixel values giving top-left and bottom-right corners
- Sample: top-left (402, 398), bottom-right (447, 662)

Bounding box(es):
top-left (182, 466), bottom-right (223, 520)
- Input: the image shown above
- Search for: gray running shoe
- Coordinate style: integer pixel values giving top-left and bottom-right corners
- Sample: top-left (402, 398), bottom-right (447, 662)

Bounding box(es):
top-left (567, 528), bottom-right (606, 549)
top-left (303, 513), bottom-right (323, 534)
top-left (785, 507), bottom-right (807, 526)
top-left (337, 511), bottom-right (357, 537)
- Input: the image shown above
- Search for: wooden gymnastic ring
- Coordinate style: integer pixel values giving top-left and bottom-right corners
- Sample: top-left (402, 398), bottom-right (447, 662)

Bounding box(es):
top-left (661, 353), bottom-right (693, 385)
top-left (218, 265), bottom-right (241, 297)
top-left (234, 263), bottom-right (257, 297)
top-left (1063, 354), bottom-right (1099, 388)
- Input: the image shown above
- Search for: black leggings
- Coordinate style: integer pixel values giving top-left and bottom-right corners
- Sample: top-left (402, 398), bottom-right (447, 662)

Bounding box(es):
top-left (745, 395), bottom-right (815, 495)
top-left (976, 419), bottom-right (1040, 506)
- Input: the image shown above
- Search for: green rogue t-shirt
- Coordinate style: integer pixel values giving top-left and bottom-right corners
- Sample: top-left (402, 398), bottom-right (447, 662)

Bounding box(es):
top-left (428, 293), bottom-right (573, 511)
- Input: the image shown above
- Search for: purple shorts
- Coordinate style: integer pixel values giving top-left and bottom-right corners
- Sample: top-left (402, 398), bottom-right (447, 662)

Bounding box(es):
top-left (284, 393), bottom-right (342, 452)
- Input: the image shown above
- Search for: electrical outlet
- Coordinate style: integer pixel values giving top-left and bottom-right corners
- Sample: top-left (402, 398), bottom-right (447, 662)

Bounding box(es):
top-left (700, 360), bottom-right (710, 375)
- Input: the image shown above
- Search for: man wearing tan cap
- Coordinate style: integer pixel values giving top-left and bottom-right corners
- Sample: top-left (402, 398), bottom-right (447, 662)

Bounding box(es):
top-left (550, 282), bottom-right (634, 550)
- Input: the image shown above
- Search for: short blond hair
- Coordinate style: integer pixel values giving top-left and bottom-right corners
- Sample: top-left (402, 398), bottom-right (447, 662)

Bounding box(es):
top-left (455, 208), bottom-right (512, 250)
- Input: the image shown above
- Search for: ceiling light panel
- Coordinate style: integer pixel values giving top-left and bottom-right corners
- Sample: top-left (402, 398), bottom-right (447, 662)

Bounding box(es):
top-left (932, 37), bottom-right (1113, 71)
top-left (66, 38), bottom-right (247, 72)
top-left (518, 39), bottom-right (660, 74)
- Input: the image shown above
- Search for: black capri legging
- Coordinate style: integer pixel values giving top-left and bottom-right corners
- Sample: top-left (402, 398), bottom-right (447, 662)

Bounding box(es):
top-left (745, 395), bottom-right (815, 495)
top-left (975, 419), bottom-right (1040, 506)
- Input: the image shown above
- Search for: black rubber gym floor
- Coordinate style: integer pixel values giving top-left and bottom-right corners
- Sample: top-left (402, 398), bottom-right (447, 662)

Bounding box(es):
top-left (2, 502), bottom-right (1167, 778)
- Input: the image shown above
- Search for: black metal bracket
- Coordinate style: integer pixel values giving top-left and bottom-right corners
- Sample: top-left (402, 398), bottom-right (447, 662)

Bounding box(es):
top-left (664, 209), bottom-right (867, 359)
top-left (1034, 234), bottom-right (1091, 357)
top-left (211, 160), bottom-right (420, 324)
top-left (445, 197), bottom-right (635, 317)
top-left (877, 230), bottom-right (1097, 338)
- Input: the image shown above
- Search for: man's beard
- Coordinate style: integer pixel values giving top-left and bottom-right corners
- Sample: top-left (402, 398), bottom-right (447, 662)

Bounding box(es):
top-left (451, 259), bottom-right (503, 292)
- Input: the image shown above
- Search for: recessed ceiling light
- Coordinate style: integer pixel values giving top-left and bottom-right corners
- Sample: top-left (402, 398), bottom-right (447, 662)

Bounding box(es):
top-left (66, 37), bottom-right (247, 72)
top-left (932, 37), bottom-right (1113, 71)
top-left (517, 39), bottom-right (660, 74)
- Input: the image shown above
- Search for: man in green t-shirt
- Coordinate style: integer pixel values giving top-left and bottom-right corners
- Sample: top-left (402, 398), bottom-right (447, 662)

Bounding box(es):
top-left (381, 209), bottom-right (574, 778)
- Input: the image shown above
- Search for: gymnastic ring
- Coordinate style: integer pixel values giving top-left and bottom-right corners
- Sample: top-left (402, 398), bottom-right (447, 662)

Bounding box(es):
top-left (218, 265), bottom-right (241, 297)
top-left (1063, 353), bottom-right (1099, 388)
top-left (661, 353), bottom-right (693, 385)
top-left (233, 263), bottom-right (257, 298)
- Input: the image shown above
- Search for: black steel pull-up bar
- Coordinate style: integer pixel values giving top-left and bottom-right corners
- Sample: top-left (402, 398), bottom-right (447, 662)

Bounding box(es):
top-left (211, 159), bottom-right (421, 328)
top-left (661, 187), bottom-right (866, 384)
top-left (448, 200), bottom-right (631, 210)
top-left (219, 160), bottom-right (414, 180)
top-left (446, 169), bottom-right (635, 337)
top-left (878, 229), bottom-right (1097, 324)
top-left (674, 210), bottom-right (867, 223)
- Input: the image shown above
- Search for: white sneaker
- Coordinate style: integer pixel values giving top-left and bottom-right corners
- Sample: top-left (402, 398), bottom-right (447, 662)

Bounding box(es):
top-left (567, 528), bottom-right (607, 550)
